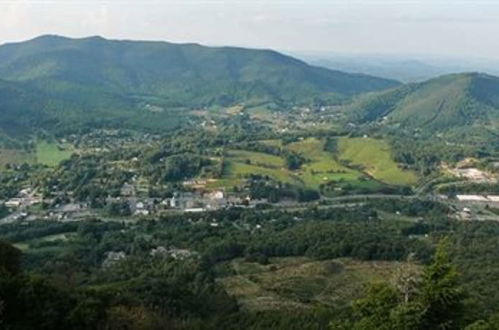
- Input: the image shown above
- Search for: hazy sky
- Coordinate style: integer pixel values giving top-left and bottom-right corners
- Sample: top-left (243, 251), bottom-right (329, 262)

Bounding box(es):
top-left (1, 0), bottom-right (499, 59)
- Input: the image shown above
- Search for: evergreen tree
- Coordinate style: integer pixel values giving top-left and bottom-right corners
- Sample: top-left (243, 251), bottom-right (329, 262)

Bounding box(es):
top-left (346, 238), bottom-right (466, 330)
top-left (419, 238), bottom-right (465, 330)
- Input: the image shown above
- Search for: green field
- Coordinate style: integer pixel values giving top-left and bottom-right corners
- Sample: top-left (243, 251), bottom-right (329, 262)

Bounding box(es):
top-left (260, 139), bottom-right (283, 147)
top-left (227, 150), bottom-right (285, 168)
top-left (245, 105), bottom-right (274, 121)
top-left (36, 141), bottom-right (73, 166)
top-left (285, 138), bottom-right (361, 188)
top-left (223, 159), bottom-right (302, 186)
top-left (215, 137), bottom-right (413, 190)
top-left (338, 137), bottom-right (418, 185)
top-left (11, 231), bottom-right (76, 252)
top-left (220, 257), bottom-right (416, 311)
top-left (221, 141), bottom-right (356, 189)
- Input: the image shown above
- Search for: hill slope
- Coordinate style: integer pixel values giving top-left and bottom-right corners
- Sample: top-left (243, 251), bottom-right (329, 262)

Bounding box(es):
top-left (348, 73), bottom-right (499, 143)
top-left (0, 35), bottom-right (399, 108)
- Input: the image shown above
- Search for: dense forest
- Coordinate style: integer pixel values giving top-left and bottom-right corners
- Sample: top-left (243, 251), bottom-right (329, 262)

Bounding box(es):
top-left (1, 200), bottom-right (499, 329)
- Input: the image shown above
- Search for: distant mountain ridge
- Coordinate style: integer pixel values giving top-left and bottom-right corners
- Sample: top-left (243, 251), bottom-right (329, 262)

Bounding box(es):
top-left (0, 35), bottom-right (401, 141)
top-left (0, 35), bottom-right (399, 106)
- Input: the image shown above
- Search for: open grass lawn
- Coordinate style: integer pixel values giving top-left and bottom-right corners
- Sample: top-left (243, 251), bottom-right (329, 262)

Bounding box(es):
top-left (245, 105), bottom-right (274, 121)
top-left (218, 149), bottom-right (300, 188)
top-left (13, 242), bottom-right (29, 251)
top-left (225, 105), bottom-right (245, 115)
top-left (260, 139), bottom-right (283, 147)
top-left (12, 231), bottom-right (76, 251)
top-left (224, 161), bottom-right (302, 186)
top-left (36, 140), bottom-right (73, 166)
top-left (215, 137), bottom-right (411, 190)
top-left (227, 150), bottom-right (285, 168)
top-left (285, 138), bottom-right (361, 188)
top-left (38, 232), bottom-right (75, 242)
top-left (338, 137), bottom-right (418, 185)
top-left (220, 257), bottom-right (416, 311)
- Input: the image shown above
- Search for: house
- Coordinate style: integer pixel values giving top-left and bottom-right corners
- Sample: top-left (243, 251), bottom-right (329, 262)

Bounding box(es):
top-left (150, 246), bottom-right (168, 257)
top-left (18, 188), bottom-right (31, 197)
top-left (134, 209), bottom-right (149, 216)
top-left (102, 251), bottom-right (126, 267)
top-left (5, 198), bottom-right (22, 208)
top-left (208, 190), bottom-right (224, 200)
top-left (170, 196), bottom-right (177, 208)
top-left (168, 248), bottom-right (195, 260)
top-left (120, 183), bottom-right (136, 197)
top-left (185, 208), bottom-right (205, 213)
top-left (456, 195), bottom-right (488, 202)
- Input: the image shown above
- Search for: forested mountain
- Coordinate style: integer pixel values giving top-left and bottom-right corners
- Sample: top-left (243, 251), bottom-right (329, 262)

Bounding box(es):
top-left (348, 73), bottom-right (499, 142)
top-left (0, 35), bottom-right (399, 107)
top-left (0, 35), bottom-right (400, 140)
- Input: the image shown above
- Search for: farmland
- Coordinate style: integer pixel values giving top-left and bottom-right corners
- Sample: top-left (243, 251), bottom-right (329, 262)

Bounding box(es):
top-left (36, 140), bottom-right (73, 166)
top-left (338, 137), bottom-right (418, 185)
top-left (285, 138), bottom-right (361, 188)
top-left (216, 137), bottom-right (415, 191)
top-left (0, 140), bottom-right (73, 167)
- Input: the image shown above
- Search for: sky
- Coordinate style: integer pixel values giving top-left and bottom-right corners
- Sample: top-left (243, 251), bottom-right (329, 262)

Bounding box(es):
top-left (1, 0), bottom-right (499, 59)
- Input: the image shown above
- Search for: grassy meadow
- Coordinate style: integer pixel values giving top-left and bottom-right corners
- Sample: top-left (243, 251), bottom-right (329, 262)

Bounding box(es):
top-left (285, 138), bottom-right (361, 188)
top-left (36, 140), bottom-right (73, 166)
top-left (220, 257), bottom-right (416, 311)
top-left (338, 137), bottom-right (418, 185)
top-left (214, 136), bottom-right (417, 191)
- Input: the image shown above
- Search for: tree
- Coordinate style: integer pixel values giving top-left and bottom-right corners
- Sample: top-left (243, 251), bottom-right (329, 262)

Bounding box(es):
top-left (0, 240), bottom-right (22, 276)
top-left (419, 238), bottom-right (465, 330)
top-left (351, 282), bottom-right (400, 330)
top-left (346, 238), bottom-right (466, 330)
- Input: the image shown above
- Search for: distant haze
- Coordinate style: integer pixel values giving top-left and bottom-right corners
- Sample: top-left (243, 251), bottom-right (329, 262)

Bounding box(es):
top-left (1, 0), bottom-right (499, 61)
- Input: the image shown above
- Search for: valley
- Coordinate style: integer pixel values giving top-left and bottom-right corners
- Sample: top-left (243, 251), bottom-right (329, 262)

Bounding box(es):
top-left (1, 35), bottom-right (499, 330)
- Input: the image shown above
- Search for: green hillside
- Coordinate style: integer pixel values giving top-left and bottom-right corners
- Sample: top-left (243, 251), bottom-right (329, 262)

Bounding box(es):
top-left (0, 35), bottom-right (399, 107)
top-left (337, 137), bottom-right (418, 185)
top-left (348, 73), bottom-right (499, 142)
top-left (0, 35), bottom-right (400, 142)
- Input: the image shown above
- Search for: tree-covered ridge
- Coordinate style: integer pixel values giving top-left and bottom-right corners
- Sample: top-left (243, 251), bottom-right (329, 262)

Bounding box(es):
top-left (348, 73), bottom-right (499, 138)
top-left (0, 35), bottom-right (399, 107)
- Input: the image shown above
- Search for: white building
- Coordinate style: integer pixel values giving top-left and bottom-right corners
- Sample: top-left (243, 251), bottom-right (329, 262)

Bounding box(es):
top-left (456, 195), bottom-right (489, 202)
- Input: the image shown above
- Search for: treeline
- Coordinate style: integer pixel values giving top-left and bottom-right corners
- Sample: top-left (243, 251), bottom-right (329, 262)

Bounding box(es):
top-left (437, 182), bottom-right (499, 195)
top-left (246, 175), bottom-right (319, 202)
top-left (0, 240), bottom-right (238, 330)
top-left (3, 201), bottom-right (499, 328)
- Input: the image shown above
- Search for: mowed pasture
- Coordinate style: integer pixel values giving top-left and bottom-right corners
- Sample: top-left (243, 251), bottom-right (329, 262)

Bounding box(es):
top-left (338, 137), bottom-right (418, 185)
top-left (221, 139), bottom-right (358, 189)
top-left (228, 150), bottom-right (285, 169)
top-left (285, 138), bottom-right (361, 188)
top-left (12, 231), bottom-right (76, 252)
top-left (215, 137), bottom-right (416, 190)
top-left (221, 150), bottom-right (303, 187)
top-left (0, 140), bottom-right (73, 168)
top-left (220, 257), bottom-right (415, 311)
top-left (36, 140), bottom-right (73, 167)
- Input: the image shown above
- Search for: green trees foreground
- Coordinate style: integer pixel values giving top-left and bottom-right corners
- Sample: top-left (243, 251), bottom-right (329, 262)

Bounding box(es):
top-left (335, 239), bottom-right (499, 330)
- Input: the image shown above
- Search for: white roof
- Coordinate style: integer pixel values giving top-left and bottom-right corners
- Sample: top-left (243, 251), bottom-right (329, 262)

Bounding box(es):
top-left (456, 195), bottom-right (488, 201)
top-left (487, 196), bottom-right (499, 202)
top-left (185, 208), bottom-right (205, 213)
